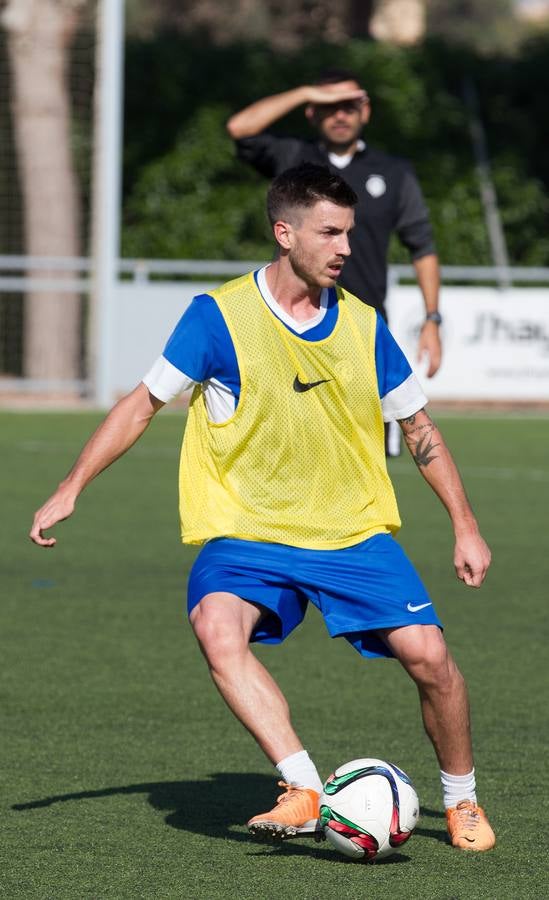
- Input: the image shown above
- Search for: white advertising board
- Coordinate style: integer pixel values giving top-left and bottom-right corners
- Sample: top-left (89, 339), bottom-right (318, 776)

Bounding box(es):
top-left (386, 286), bottom-right (549, 401)
top-left (112, 281), bottom-right (218, 395)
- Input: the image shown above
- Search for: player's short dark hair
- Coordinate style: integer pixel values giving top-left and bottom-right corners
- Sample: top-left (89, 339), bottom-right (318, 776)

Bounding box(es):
top-left (267, 163), bottom-right (357, 226)
top-left (314, 68), bottom-right (362, 86)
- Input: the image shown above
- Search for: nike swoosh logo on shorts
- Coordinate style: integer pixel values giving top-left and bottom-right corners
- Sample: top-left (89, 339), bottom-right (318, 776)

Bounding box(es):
top-left (293, 375), bottom-right (331, 393)
top-left (406, 602), bottom-right (432, 613)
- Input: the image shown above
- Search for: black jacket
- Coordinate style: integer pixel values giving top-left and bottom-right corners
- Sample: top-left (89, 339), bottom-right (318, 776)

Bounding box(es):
top-left (236, 132), bottom-right (435, 314)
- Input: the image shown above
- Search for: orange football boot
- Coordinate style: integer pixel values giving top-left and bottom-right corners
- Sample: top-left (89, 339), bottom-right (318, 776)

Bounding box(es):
top-left (446, 800), bottom-right (496, 851)
top-left (247, 781), bottom-right (320, 840)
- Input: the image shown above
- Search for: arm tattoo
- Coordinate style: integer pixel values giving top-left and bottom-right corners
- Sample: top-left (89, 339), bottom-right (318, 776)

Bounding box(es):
top-left (412, 431), bottom-right (440, 467)
top-left (398, 409), bottom-right (440, 468)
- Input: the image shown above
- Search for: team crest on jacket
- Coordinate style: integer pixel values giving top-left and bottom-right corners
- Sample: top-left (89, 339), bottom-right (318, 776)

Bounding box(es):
top-left (365, 174), bottom-right (386, 198)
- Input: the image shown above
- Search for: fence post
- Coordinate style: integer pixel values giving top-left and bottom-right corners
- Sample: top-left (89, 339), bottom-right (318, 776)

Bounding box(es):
top-left (90, 0), bottom-right (125, 408)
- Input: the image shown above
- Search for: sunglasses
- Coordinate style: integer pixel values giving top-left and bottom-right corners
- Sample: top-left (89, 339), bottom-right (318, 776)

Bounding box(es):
top-left (317, 99), bottom-right (368, 115)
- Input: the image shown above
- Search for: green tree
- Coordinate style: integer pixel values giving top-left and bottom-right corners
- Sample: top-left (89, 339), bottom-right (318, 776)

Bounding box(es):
top-left (122, 36), bottom-right (549, 267)
top-left (427, 0), bottom-right (526, 54)
top-left (123, 106), bottom-right (272, 261)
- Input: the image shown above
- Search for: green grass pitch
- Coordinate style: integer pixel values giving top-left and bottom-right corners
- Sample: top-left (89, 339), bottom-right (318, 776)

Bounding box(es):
top-left (1, 410), bottom-right (548, 899)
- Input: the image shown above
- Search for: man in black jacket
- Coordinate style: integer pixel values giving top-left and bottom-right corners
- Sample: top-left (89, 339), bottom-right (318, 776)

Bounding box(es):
top-left (226, 69), bottom-right (443, 452)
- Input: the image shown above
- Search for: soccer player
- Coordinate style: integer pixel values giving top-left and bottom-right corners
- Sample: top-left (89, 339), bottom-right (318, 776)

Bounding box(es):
top-left (227, 67), bottom-right (443, 455)
top-left (30, 164), bottom-right (495, 852)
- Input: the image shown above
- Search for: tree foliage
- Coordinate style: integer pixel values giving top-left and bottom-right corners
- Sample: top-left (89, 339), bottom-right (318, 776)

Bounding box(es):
top-left (122, 34), bottom-right (549, 266)
top-left (123, 106), bottom-right (272, 260)
top-left (426, 0), bottom-right (524, 54)
top-left (125, 0), bottom-right (373, 48)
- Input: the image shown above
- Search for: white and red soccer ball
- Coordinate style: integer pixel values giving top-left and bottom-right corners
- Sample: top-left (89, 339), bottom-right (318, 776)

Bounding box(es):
top-left (319, 758), bottom-right (420, 861)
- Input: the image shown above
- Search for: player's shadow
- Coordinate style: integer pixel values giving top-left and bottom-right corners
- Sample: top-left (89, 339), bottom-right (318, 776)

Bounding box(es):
top-left (12, 773), bottom-right (413, 862)
top-left (414, 805), bottom-right (448, 845)
top-left (12, 772), bottom-right (270, 843)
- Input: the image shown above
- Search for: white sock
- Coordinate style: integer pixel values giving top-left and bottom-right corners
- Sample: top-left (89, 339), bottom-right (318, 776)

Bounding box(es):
top-left (276, 750), bottom-right (323, 794)
top-left (440, 768), bottom-right (477, 810)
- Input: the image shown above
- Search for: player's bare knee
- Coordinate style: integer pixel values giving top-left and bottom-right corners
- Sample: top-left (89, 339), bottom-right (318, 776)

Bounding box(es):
top-left (407, 636), bottom-right (453, 689)
top-left (191, 605), bottom-right (246, 664)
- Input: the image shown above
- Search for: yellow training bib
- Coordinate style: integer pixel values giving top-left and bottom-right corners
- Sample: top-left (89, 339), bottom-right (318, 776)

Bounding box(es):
top-left (179, 272), bottom-right (400, 549)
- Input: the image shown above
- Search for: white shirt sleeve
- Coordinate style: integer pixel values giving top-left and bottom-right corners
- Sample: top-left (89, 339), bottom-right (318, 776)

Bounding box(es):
top-left (142, 356), bottom-right (196, 403)
top-left (381, 372), bottom-right (428, 422)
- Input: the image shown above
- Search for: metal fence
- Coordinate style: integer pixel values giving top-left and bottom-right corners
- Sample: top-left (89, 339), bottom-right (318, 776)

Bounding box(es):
top-left (1, 255), bottom-right (548, 403)
top-left (3, 255), bottom-right (549, 287)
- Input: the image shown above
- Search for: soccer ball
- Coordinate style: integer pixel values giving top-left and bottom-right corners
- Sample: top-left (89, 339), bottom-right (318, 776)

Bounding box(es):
top-left (319, 758), bottom-right (419, 861)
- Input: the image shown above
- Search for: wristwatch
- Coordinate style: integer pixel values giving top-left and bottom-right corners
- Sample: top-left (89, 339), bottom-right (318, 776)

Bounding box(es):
top-left (425, 311), bottom-right (443, 325)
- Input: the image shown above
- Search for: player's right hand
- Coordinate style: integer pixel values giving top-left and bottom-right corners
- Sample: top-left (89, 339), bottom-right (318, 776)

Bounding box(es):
top-left (30, 488), bottom-right (76, 547)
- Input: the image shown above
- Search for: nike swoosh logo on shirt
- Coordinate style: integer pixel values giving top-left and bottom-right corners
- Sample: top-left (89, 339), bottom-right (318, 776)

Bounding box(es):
top-left (406, 602), bottom-right (432, 613)
top-left (293, 375), bottom-right (332, 393)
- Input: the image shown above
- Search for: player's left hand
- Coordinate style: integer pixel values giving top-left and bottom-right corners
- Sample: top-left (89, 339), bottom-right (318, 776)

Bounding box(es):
top-left (454, 531), bottom-right (491, 588)
top-left (418, 321), bottom-right (442, 378)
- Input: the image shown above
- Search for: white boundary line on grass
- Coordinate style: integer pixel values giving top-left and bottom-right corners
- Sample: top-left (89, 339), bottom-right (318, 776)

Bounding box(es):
top-left (14, 440), bottom-right (549, 482)
top-left (389, 461), bottom-right (549, 482)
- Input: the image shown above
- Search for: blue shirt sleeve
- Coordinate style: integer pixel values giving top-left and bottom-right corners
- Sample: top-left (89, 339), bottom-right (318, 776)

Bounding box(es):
top-left (162, 294), bottom-right (240, 394)
top-left (375, 313), bottom-right (413, 399)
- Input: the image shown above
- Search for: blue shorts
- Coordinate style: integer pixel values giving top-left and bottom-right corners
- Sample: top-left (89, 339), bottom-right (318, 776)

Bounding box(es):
top-left (187, 533), bottom-right (442, 659)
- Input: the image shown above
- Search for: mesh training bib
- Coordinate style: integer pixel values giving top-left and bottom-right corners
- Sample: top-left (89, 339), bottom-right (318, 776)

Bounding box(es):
top-left (179, 272), bottom-right (400, 549)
